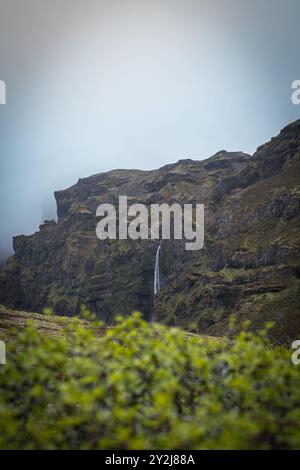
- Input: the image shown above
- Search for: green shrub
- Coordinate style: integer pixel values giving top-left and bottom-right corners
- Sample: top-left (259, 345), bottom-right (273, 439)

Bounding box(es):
top-left (0, 313), bottom-right (299, 449)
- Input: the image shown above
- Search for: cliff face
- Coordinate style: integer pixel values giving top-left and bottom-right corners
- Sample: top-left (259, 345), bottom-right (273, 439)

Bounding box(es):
top-left (1, 120), bottom-right (300, 341)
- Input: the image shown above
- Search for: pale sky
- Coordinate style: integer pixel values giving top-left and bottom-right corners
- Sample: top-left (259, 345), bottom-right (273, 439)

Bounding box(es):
top-left (0, 0), bottom-right (299, 258)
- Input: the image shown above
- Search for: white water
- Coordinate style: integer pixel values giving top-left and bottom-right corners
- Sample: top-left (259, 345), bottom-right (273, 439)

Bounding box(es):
top-left (154, 244), bottom-right (161, 295)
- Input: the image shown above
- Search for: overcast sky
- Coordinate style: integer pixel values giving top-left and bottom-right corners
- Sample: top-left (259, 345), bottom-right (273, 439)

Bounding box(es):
top-left (0, 0), bottom-right (299, 258)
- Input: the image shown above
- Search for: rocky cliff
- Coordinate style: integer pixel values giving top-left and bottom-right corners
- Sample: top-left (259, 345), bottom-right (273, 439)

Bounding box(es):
top-left (1, 119), bottom-right (300, 341)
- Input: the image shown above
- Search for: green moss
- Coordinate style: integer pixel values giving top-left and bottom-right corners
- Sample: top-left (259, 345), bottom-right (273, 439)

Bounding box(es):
top-left (201, 175), bottom-right (215, 189)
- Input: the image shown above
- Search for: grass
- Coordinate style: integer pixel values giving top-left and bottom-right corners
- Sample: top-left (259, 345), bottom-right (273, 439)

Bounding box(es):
top-left (0, 308), bottom-right (299, 449)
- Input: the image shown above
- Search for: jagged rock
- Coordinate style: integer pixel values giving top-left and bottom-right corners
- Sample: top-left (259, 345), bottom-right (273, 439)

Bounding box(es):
top-left (1, 120), bottom-right (300, 341)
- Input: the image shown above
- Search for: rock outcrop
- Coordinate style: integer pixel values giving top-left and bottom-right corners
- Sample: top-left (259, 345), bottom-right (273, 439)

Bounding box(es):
top-left (1, 120), bottom-right (300, 341)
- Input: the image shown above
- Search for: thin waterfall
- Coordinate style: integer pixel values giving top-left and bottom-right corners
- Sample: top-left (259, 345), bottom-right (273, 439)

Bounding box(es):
top-left (154, 244), bottom-right (161, 295)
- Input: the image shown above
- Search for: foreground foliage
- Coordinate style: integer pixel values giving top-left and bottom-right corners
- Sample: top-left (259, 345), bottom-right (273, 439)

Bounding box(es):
top-left (0, 312), bottom-right (299, 449)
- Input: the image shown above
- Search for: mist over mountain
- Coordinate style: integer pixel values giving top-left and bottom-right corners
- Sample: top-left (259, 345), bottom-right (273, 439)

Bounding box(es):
top-left (1, 119), bottom-right (299, 342)
top-left (1, 0), bottom-right (300, 453)
top-left (1, 0), bottom-right (300, 264)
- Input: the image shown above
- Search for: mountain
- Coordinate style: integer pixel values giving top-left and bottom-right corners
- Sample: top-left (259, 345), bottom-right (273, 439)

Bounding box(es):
top-left (1, 119), bottom-right (300, 341)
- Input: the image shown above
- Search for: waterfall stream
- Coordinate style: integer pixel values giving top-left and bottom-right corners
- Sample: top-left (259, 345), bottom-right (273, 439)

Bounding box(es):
top-left (154, 244), bottom-right (161, 295)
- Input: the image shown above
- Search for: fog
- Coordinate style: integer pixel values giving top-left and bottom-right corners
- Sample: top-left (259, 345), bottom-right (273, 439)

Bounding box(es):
top-left (0, 0), bottom-right (299, 260)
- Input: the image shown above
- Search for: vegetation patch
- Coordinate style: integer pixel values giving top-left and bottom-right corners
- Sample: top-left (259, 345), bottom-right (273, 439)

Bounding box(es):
top-left (0, 312), bottom-right (299, 449)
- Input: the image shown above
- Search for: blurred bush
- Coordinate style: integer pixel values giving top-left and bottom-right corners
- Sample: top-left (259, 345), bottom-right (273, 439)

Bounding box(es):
top-left (0, 312), bottom-right (299, 449)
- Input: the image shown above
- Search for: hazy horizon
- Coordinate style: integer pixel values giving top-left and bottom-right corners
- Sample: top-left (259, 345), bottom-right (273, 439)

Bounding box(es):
top-left (1, 0), bottom-right (300, 259)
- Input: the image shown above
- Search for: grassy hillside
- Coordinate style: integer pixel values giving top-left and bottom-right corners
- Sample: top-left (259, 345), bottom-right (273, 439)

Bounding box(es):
top-left (0, 304), bottom-right (95, 340)
top-left (1, 120), bottom-right (299, 341)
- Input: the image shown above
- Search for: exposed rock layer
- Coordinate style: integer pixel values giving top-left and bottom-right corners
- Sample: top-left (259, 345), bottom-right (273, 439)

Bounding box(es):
top-left (1, 120), bottom-right (300, 341)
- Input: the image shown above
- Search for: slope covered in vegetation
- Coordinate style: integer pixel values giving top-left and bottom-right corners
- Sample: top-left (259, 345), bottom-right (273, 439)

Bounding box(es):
top-left (0, 311), bottom-right (299, 450)
top-left (1, 120), bottom-right (299, 342)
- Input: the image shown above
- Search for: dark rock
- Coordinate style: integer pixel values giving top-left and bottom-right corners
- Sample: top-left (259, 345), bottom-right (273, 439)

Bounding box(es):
top-left (1, 119), bottom-right (300, 341)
